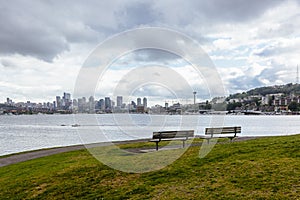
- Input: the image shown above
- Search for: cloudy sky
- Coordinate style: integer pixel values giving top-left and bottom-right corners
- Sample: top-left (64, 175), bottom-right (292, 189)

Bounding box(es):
top-left (1, 0), bottom-right (300, 105)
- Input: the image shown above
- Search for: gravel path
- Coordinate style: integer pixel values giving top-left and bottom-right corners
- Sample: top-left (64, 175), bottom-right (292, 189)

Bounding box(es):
top-left (0, 137), bottom-right (258, 167)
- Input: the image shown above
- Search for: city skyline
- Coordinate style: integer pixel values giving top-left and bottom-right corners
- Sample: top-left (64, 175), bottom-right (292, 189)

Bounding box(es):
top-left (1, 1), bottom-right (300, 104)
top-left (3, 92), bottom-right (152, 110)
top-left (3, 82), bottom-right (300, 115)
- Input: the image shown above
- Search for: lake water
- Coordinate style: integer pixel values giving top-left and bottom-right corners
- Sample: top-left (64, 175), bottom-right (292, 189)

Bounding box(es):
top-left (0, 114), bottom-right (299, 156)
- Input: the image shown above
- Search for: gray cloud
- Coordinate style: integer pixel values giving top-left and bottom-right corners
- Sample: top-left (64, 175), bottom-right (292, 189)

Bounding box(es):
top-left (132, 49), bottom-right (181, 64)
top-left (228, 75), bottom-right (263, 92)
top-left (254, 42), bottom-right (300, 58)
top-left (0, 0), bottom-right (120, 62)
top-left (0, 0), bottom-right (286, 62)
top-left (117, 2), bottom-right (158, 28)
top-left (1, 59), bottom-right (17, 68)
top-left (152, 0), bottom-right (283, 27)
top-left (196, 0), bottom-right (283, 22)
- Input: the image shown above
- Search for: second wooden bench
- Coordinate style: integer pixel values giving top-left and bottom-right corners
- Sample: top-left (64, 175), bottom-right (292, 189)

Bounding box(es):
top-left (200, 126), bottom-right (241, 143)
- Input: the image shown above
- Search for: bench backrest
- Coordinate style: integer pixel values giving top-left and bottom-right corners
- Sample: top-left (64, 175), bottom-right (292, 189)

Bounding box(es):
top-left (205, 126), bottom-right (241, 137)
top-left (152, 130), bottom-right (194, 140)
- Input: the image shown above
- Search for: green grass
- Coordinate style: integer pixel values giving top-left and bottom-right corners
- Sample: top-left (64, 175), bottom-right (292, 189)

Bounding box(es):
top-left (0, 135), bottom-right (299, 199)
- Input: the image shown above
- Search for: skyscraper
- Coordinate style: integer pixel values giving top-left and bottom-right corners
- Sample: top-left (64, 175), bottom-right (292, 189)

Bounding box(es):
top-left (56, 96), bottom-right (61, 109)
top-left (99, 99), bottom-right (105, 111)
top-left (63, 92), bottom-right (71, 101)
top-left (137, 97), bottom-right (142, 106)
top-left (143, 97), bottom-right (147, 109)
top-left (105, 97), bottom-right (111, 111)
top-left (89, 96), bottom-right (95, 113)
top-left (117, 96), bottom-right (123, 107)
top-left (62, 92), bottom-right (71, 110)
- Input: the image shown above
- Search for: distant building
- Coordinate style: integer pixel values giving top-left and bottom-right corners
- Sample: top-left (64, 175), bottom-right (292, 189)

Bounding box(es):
top-left (137, 106), bottom-right (145, 113)
top-left (105, 97), bottom-right (112, 112)
top-left (63, 92), bottom-right (71, 101)
top-left (63, 92), bottom-right (71, 109)
top-left (98, 99), bottom-right (105, 111)
top-left (56, 96), bottom-right (61, 109)
top-left (73, 99), bottom-right (78, 107)
top-left (78, 97), bottom-right (87, 113)
top-left (117, 96), bottom-right (123, 107)
top-left (6, 98), bottom-right (13, 105)
top-left (143, 97), bottom-right (147, 109)
top-left (165, 102), bottom-right (169, 109)
top-left (130, 101), bottom-right (136, 111)
top-left (137, 98), bottom-right (142, 106)
top-left (89, 96), bottom-right (95, 113)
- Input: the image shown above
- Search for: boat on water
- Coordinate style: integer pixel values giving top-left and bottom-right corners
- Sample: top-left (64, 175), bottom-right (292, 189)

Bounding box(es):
top-left (71, 124), bottom-right (80, 127)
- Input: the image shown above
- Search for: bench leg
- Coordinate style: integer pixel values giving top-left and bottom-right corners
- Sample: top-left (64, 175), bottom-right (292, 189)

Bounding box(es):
top-left (155, 141), bottom-right (159, 151)
top-left (207, 138), bottom-right (210, 144)
top-left (183, 140), bottom-right (185, 148)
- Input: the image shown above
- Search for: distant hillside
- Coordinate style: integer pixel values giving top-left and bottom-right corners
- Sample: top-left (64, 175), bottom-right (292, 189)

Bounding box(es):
top-left (228, 83), bottom-right (300, 99)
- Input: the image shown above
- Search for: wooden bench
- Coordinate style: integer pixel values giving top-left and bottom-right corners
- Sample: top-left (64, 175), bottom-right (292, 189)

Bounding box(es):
top-left (201, 126), bottom-right (241, 143)
top-left (150, 130), bottom-right (194, 151)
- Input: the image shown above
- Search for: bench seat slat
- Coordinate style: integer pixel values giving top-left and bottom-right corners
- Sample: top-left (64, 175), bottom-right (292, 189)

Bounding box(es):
top-left (152, 130), bottom-right (194, 139)
top-left (150, 138), bottom-right (189, 142)
top-left (205, 127), bottom-right (241, 135)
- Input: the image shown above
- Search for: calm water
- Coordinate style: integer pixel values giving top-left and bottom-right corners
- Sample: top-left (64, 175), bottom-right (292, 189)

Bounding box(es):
top-left (0, 114), bottom-right (299, 156)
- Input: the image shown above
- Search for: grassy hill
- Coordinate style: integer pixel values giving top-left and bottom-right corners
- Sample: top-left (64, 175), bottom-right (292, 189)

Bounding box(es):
top-left (0, 135), bottom-right (299, 199)
top-left (228, 83), bottom-right (300, 100)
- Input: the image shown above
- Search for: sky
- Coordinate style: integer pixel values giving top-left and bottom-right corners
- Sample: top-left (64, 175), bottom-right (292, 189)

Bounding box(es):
top-left (1, 0), bottom-right (300, 106)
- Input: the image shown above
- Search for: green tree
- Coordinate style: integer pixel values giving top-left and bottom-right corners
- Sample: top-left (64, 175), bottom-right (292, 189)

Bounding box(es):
top-left (288, 101), bottom-right (299, 111)
top-left (227, 102), bottom-right (242, 111)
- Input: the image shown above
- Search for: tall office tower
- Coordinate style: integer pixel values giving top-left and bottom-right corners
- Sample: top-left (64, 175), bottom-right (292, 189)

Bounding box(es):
top-left (89, 96), bottom-right (95, 112)
top-left (117, 96), bottom-right (123, 107)
top-left (105, 97), bottom-right (111, 110)
top-left (99, 99), bottom-right (105, 110)
top-left (143, 97), bottom-right (147, 109)
top-left (77, 98), bottom-right (84, 113)
top-left (137, 97), bottom-right (142, 106)
top-left (72, 99), bottom-right (78, 107)
top-left (63, 92), bottom-right (71, 101)
top-left (62, 92), bottom-right (71, 109)
top-left (56, 96), bottom-right (61, 109)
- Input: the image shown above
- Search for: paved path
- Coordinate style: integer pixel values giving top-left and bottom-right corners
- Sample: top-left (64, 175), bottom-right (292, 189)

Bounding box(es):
top-left (0, 145), bottom-right (85, 167)
top-left (0, 137), bottom-right (257, 167)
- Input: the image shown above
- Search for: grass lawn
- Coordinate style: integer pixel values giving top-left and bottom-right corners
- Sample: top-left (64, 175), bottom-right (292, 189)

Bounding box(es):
top-left (0, 135), bottom-right (299, 199)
